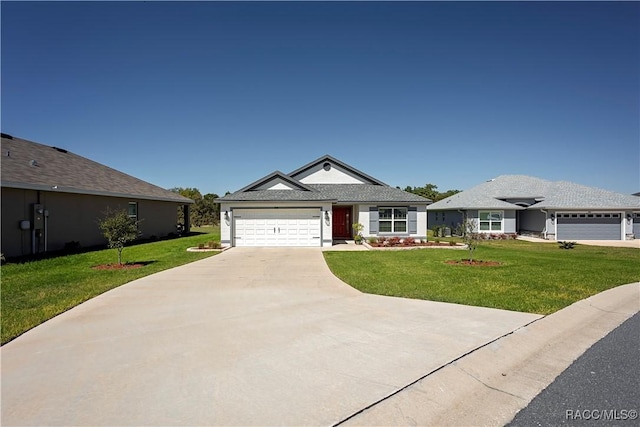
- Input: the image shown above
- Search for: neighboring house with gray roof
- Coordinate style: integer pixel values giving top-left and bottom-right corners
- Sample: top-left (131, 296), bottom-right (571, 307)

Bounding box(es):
top-left (216, 155), bottom-right (431, 247)
top-left (1, 134), bottom-right (193, 257)
top-left (427, 175), bottom-right (640, 241)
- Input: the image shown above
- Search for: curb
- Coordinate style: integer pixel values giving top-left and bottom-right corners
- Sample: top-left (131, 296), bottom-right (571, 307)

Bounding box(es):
top-left (341, 282), bottom-right (640, 426)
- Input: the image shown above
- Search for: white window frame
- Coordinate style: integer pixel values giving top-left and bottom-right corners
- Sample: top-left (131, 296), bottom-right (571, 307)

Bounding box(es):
top-left (378, 207), bottom-right (408, 233)
top-left (478, 210), bottom-right (503, 232)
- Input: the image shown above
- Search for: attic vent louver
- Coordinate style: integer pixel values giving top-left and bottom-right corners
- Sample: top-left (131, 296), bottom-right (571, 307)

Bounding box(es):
top-left (52, 146), bottom-right (68, 153)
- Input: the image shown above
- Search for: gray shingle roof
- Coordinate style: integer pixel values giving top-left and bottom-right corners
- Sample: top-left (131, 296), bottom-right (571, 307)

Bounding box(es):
top-left (218, 184), bottom-right (431, 204)
top-left (308, 184), bottom-right (431, 203)
top-left (216, 156), bottom-right (431, 205)
top-left (1, 136), bottom-right (192, 204)
top-left (428, 175), bottom-right (640, 210)
top-left (215, 189), bottom-right (335, 202)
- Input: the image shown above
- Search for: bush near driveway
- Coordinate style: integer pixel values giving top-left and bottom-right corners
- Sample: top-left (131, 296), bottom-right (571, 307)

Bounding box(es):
top-left (323, 240), bottom-right (640, 315)
top-left (1, 227), bottom-right (220, 345)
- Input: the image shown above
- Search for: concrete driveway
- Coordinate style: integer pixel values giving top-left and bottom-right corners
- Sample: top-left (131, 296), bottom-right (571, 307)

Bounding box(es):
top-left (1, 248), bottom-right (540, 426)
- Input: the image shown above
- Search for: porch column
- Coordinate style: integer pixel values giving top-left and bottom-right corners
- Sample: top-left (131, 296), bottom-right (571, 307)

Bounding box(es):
top-left (183, 204), bottom-right (190, 233)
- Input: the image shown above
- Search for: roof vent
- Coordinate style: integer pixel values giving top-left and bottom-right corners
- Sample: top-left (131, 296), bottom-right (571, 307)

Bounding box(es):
top-left (1, 133), bottom-right (14, 140)
top-left (30, 159), bottom-right (39, 167)
top-left (52, 146), bottom-right (68, 153)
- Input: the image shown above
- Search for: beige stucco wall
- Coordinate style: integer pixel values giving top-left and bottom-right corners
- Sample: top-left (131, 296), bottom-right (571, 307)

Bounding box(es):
top-left (1, 188), bottom-right (182, 258)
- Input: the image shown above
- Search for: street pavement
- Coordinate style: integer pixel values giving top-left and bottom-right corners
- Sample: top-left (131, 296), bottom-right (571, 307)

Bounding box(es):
top-left (508, 312), bottom-right (640, 426)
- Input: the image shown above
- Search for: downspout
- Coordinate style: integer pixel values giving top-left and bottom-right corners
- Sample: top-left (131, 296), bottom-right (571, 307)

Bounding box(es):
top-left (540, 209), bottom-right (548, 239)
top-left (44, 210), bottom-right (49, 252)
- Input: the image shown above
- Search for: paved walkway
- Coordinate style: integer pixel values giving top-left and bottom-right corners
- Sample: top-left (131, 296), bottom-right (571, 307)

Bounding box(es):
top-left (518, 235), bottom-right (640, 248)
top-left (1, 248), bottom-right (539, 426)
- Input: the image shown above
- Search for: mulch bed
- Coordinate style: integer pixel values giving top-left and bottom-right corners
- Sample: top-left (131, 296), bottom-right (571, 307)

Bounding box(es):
top-left (91, 263), bottom-right (146, 271)
top-left (445, 259), bottom-right (502, 267)
top-left (368, 242), bottom-right (459, 248)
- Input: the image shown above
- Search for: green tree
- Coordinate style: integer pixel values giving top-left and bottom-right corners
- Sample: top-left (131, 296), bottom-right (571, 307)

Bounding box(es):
top-left (199, 193), bottom-right (220, 225)
top-left (170, 188), bottom-right (220, 227)
top-left (97, 208), bottom-right (141, 265)
top-left (402, 184), bottom-right (461, 202)
top-left (171, 187), bottom-right (202, 228)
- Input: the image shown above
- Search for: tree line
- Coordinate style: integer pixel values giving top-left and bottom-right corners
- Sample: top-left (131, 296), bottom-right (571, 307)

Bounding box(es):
top-left (399, 183), bottom-right (461, 202)
top-left (171, 187), bottom-right (221, 227)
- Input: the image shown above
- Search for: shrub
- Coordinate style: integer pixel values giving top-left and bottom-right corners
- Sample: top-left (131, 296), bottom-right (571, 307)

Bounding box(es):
top-left (97, 208), bottom-right (141, 265)
top-left (388, 237), bottom-right (402, 246)
top-left (558, 241), bottom-right (576, 250)
top-left (432, 225), bottom-right (447, 238)
top-left (368, 237), bottom-right (378, 245)
top-left (449, 241), bottom-right (457, 246)
top-left (377, 237), bottom-right (388, 246)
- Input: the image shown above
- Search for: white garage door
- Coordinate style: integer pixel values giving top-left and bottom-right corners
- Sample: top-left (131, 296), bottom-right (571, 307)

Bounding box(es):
top-left (233, 209), bottom-right (322, 247)
top-left (557, 213), bottom-right (621, 240)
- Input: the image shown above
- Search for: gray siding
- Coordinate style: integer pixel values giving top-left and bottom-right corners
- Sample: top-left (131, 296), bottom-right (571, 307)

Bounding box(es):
top-left (428, 210), bottom-right (463, 230)
top-left (519, 210), bottom-right (546, 233)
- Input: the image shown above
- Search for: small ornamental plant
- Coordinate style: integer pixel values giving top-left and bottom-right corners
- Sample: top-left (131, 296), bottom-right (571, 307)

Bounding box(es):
top-left (97, 208), bottom-right (141, 265)
top-left (462, 217), bottom-right (481, 263)
top-left (352, 223), bottom-right (365, 244)
top-left (558, 241), bottom-right (576, 249)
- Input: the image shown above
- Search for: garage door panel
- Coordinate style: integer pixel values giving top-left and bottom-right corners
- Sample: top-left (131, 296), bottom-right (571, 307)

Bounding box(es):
top-left (234, 209), bottom-right (322, 247)
top-left (557, 214), bottom-right (621, 240)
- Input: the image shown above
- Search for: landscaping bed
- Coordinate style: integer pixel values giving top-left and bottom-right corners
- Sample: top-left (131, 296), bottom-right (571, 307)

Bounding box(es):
top-left (364, 236), bottom-right (465, 250)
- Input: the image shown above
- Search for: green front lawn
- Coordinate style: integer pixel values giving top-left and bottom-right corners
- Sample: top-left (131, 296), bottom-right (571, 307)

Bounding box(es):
top-left (324, 240), bottom-right (640, 315)
top-left (1, 226), bottom-right (220, 345)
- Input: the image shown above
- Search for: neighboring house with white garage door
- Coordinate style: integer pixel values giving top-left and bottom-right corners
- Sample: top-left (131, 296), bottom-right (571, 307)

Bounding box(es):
top-left (216, 155), bottom-right (432, 247)
top-left (428, 175), bottom-right (640, 241)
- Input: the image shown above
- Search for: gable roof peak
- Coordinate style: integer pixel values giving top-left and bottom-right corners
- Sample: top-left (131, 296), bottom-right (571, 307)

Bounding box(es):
top-left (288, 154), bottom-right (387, 186)
top-left (235, 170), bottom-right (316, 193)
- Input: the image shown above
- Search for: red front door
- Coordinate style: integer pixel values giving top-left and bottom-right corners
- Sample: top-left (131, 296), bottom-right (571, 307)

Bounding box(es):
top-left (332, 207), bottom-right (351, 239)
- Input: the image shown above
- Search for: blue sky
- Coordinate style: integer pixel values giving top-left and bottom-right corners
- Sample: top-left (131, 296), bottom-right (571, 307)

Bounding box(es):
top-left (2, 1), bottom-right (638, 196)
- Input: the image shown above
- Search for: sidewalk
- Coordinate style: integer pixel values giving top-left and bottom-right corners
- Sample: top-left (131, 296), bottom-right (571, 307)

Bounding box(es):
top-left (342, 282), bottom-right (640, 426)
top-left (518, 235), bottom-right (640, 248)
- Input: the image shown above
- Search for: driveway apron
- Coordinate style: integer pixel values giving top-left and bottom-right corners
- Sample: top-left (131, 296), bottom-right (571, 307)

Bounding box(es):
top-left (1, 248), bottom-right (540, 426)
